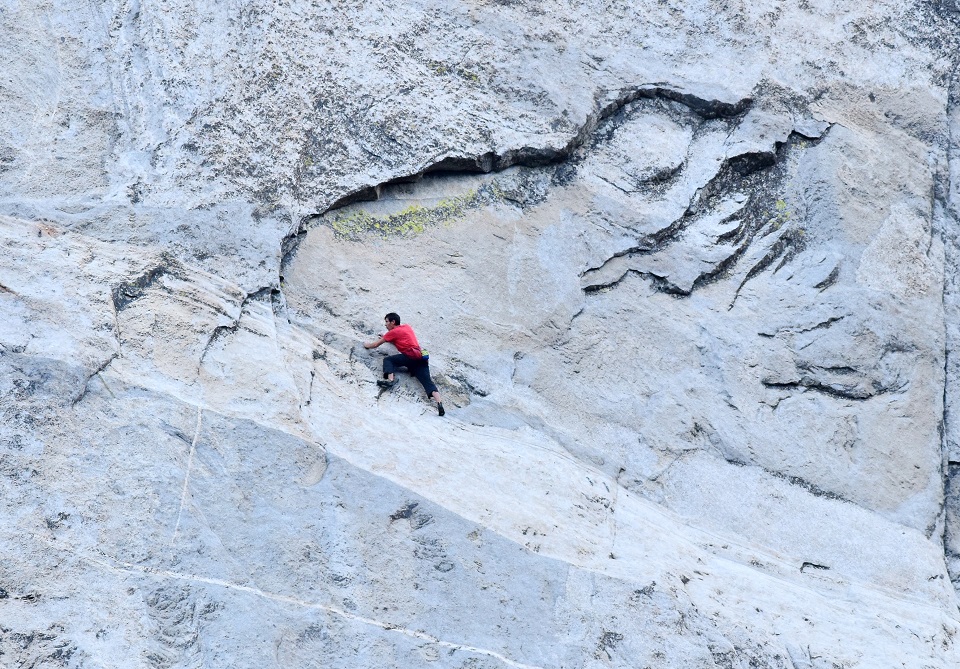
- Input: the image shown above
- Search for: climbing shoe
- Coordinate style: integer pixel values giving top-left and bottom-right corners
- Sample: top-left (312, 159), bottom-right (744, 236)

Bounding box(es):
top-left (377, 379), bottom-right (395, 389)
top-left (437, 402), bottom-right (445, 416)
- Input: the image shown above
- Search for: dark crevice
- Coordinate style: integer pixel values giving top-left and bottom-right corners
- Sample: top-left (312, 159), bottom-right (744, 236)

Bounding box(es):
top-left (579, 205), bottom-right (747, 295)
top-left (111, 253), bottom-right (182, 311)
top-left (198, 287), bottom-right (275, 367)
top-left (729, 228), bottom-right (805, 308)
top-left (715, 217), bottom-right (752, 245)
top-left (583, 269), bottom-right (685, 296)
top-left (280, 84), bottom-right (754, 270)
top-left (774, 472), bottom-right (849, 502)
top-left (773, 240), bottom-right (803, 272)
top-left (580, 127), bottom-right (833, 299)
top-left (761, 378), bottom-right (878, 401)
top-left (720, 456), bottom-right (853, 503)
top-left (802, 316), bottom-right (845, 333)
top-left (800, 562), bottom-right (830, 573)
top-left (814, 265), bottom-right (841, 291)
top-left (804, 364), bottom-right (859, 374)
top-left (684, 234), bottom-right (754, 296)
top-left (940, 41), bottom-right (960, 593)
top-left (304, 369), bottom-right (315, 407)
top-left (727, 151), bottom-right (776, 176)
top-left (759, 316), bottom-right (846, 338)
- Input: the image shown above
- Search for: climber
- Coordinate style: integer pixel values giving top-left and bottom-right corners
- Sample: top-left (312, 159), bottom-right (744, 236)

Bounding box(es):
top-left (364, 312), bottom-right (445, 416)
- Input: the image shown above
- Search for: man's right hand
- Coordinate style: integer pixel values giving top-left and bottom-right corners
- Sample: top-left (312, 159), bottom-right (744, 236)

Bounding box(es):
top-left (364, 337), bottom-right (386, 349)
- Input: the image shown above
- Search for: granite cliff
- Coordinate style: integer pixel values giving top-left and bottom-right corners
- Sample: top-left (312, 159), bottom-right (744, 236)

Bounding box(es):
top-left (2, 1), bottom-right (960, 667)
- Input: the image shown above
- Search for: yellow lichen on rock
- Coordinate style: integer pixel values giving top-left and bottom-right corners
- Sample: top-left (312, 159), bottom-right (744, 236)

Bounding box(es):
top-left (327, 185), bottom-right (500, 240)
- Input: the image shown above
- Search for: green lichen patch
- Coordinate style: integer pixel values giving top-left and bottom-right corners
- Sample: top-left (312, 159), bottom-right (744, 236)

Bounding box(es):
top-left (424, 58), bottom-right (483, 84)
top-left (328, 183), bottom-right (503, 240)
top-left (768, 198), bottom-right (792, 231)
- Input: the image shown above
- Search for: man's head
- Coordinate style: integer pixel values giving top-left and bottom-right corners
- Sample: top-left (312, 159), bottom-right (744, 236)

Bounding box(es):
top-left (384, 312), bottom-right (401, 330)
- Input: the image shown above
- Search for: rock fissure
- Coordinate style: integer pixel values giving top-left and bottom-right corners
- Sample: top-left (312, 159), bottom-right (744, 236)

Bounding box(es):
top-left (941, 50), bottom-right (960, 590)
top-left (800, 562), bottom-right (830, 573)
top-left (767, 468), bottom-right (852, 504)
top-left (761, 378), bottom-right (881, 402)
top-left (581, 129), bottom-right (832, 299)
top-left (729, 228), bottom-right (805, 308)
top-left (813, 265), bottom-right (841, 291)
top-left (280, 84), bottom-right (753, 269)
top-left (759, 316), bottom-right (846, 338)
top-left (197, 287), bottom-right (276, 368)
top-left (71, 352), bottom-right (120, 407)
top-left (110, 254), bottom-right (182, 312)
top-left (71, 551), bottom-right (547, 669)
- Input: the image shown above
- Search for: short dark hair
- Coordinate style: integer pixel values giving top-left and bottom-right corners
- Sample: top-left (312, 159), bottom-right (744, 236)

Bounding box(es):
top-left (385, 312), bottom-right (401, 325)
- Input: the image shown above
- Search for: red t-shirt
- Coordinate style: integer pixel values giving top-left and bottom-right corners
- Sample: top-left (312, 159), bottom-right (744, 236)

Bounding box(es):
top-left (383, 324), bottom-right (422, 358)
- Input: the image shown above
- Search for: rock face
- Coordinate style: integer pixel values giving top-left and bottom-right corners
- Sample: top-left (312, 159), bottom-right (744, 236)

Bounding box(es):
top-left (2, 1), bottom-right (960, 667)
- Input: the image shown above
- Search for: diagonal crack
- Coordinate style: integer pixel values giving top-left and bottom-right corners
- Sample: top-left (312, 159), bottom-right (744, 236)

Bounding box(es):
top-left (170, 406), bottom-right (203, 547)
top-left (580, 127), bottom-right (834, 299)
top-left (197, 287), bottom-right (277, 368)
top-left (111, 253), bottom-right (183, 312)
top-left (728, 226), bottom-right (804, 309)
top-left (74, 552), bottom-right (546, 669)
top-left (71, 351), bottom-right (121, 406)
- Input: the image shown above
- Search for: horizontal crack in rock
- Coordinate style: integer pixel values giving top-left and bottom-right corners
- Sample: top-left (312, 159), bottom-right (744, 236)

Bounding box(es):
top-left (800, 561), bottom-right (831, 573)
top-left (761, 378), bottom-right (876, 401)
top-left (280, 84), bottom-right (753, 268)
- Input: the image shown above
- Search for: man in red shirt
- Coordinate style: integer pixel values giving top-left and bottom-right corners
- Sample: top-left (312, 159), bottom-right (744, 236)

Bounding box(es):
top-left (364, 312), bottom-right (445, 416)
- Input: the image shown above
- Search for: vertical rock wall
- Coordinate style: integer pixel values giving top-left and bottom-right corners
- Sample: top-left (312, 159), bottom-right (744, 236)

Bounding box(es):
top-left (2, 1), bottom-right (960, 667)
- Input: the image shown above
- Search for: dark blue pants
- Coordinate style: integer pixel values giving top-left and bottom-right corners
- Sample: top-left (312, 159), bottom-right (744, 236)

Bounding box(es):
top-left (384, 354), bottom-right (438, 396)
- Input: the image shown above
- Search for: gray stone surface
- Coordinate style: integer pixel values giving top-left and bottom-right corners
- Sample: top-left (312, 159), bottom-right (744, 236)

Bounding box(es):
top-left (2, 1), bottom-right (960, 667)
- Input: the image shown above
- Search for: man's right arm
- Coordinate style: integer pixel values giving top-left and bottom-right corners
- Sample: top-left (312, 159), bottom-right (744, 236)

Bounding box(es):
top-left (364, 337), bottom-right (386, 349)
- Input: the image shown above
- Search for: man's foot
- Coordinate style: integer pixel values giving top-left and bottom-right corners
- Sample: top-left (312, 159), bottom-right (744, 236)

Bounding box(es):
top-left (377, 379), bottom-right (395, 389)
top-left (437, 402), bottom-right (445, 416)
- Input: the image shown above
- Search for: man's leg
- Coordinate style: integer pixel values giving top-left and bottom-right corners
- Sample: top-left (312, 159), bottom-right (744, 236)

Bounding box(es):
top-left (381, 354), bottom-right (409, 386)
top-left (412, 361), bottom-right (444, 415)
